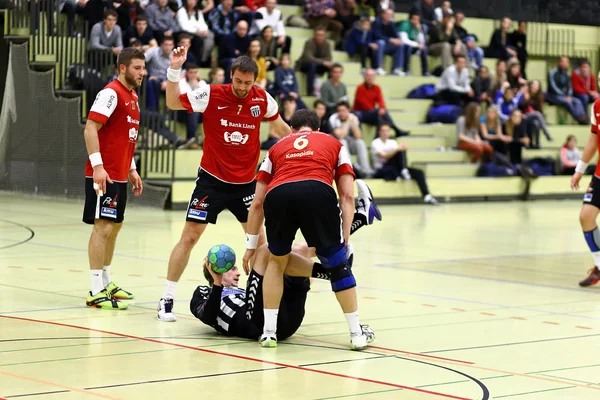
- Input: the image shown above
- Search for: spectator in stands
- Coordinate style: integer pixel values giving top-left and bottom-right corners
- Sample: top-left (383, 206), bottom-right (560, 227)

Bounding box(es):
top-left (130, 38), bottom-right (143, 51)
top-left (346, 17), bottom-right (381, 72)
top-left (502, 109), bottom-right (531, 166)
top-left (233, 0), bottom-right (257, 25)
top-left (329, 101), bottom-right (374, 178)
top-left (320, 63), bottom-right (348, 115)
top-left (271, 54), bottom-right (305, 108)
top-left (314, 99), bottom-right (331, 134)
top-left (177, 0), bottom-right (214, 67)
top-left (464, 35), bottom-right (483, 71)
top-left (115, 0), bottom-right (144, 33)
top-left (335, 0), bottom-right (360, 37)
top-left (247, 39), bottom-right (268, 89)
top-left (145, 36), bottom-right (175, 110)
top-left (411, 0), bottom-right (436, 31)
top-left (371, 123), bottom-right (439, 205)
top-left (506, 59), bottom-right (526, 91)
top-left (124, 16), bottom-right (158, 52)
top-left (262, 96), bottom-right (295, 149)
top-left (452, 11), bottom-right (467, 40)
top-left (398, 12), bottom-right (429, 76)
top-left (208, 67), bottom-right (225, 83)
top-left (428, 12), bottom-right (464, 70)
top-left (355, 0), bottom-right (376, 19)
top-left (434, 0), bottom-right (452, 21)
top-left (146, 0), bottom-right (180, 43)
top-left (510, 21), bottom-right (528, 79)
top-left (218, 20), bottom-right (251, 82)
top-left (472, 65), bottom-right (492, 103)
top-left (372, 8), bottom-right (405, 76)
top-left (487, 17), bottom-right (517, 60)
top-left (547, 57), bottom-right (588, 124)
top-left (198, 0), bottom-right (215, 17)
top-left (304, 0), bottom-right (343, 44)
top-left (572, 59), bottom-right (599, 106)
top-left (176, 63), bottom-right (205, 149)
top-left (521, 79), bottom-right (552, 147)
top-left (296, 26), bottom-right (333, 96)
top-left (89, 10), bottom-right (123, 56)
top-left (495, 81), bottom-right (524, 123)
top-left (208, 0), bottom-right (238, 45)
top-left (177, 33), bottom-right (199, 68)
top-left (435, 55), bottom-right (474, 107)
top-left (353, 68), bottom-right (409, 136)
top-left (479, 106), bottom-right (510, 150)
top-left (559, 135), bottom-right (595, 175)
top-left (456, 102), bottom-right (493, 163)
top-left (374, 0), bottom-right (395, 15)
top-left (259, 26), bottom-right (279, 71)
top-left (252, 0), bottom-right (291, 54)
top-left (491, 59), bottom-right (507, 94)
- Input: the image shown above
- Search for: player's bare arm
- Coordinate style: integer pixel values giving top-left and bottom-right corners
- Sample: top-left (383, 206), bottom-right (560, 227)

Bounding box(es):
top-left (268, 115), bottom-right (292, 139)
top-left (128, 166), bottom-right (143, 197)
top-left (572, 133), bottom-right (598, 190)
top-left (84, 119), bottom-right (113, 195)
top-left (336, 173), bottom-right (355, 245)
top-left (243, 180), bottom-right (268, 274)
top-left (165, 46), bottom-right (187, 111)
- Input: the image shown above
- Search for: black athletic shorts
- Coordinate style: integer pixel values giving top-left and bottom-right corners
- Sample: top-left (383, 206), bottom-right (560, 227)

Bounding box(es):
top-left (186, 169), bottom-right (256, 224)
top-left (82, 178), bottom-right (128, 224)
top-left (264, 180), bottom-right (343, 256)
top-left (583, 175), bottom-right (600, 209)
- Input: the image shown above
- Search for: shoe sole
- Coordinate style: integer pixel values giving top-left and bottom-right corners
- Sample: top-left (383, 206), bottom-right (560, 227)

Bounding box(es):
top-left (350, 343), bottom-right (368, 351)
top-left (579, 279), bottom-right (599, 287)
top-left (157, 315), bottom-right (177, 322)
top-left (260, 341), bottom-right (277, 348)
top-left (86, 302), bottom-right (128, 310)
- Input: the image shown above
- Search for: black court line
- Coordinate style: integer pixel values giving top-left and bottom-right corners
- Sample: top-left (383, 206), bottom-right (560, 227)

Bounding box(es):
top-left (4, 390), bottom-right (70, 398)
top-left (0, 219), bottom-right (35, 250)
top-left (424, 333), bottom-right (600, 354)
top-left (300, 354), bottom-right (392, 367)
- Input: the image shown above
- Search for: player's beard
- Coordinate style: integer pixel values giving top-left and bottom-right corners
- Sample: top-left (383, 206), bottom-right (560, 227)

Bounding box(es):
top-left (233, 87), bottom-right (250, 98)
top-left (125, 70), bottom-right (142, 88)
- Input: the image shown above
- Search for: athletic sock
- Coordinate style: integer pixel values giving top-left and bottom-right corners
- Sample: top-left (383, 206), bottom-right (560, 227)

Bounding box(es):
top-left (90, 270), bottom-right (104, 296)
top-left (263, 309), bottom-right (278, 334)
top-left (345, 311), bottom-right (362, 336)
top-left (163, 280), bottom-right (177, 300)
top-left (583, 228), bottom-right (600, 266)
top-left (102, 265), bottom-right (111, 287)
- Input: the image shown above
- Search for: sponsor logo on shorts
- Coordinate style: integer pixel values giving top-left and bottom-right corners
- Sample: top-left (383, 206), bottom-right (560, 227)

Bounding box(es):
top-left (191, 196), bottom-right (209, 210)
top-left (103, 196), bottom-right (118, 208)
top-left (584, 193), bottom-right (593, 202)
top-left (187, 209), bottom-right (208, 221)
top-left (286, 150), bottom-right (314, 159)
top-left (250, 105), bottom-right (261, 118)
top-left (100, 207), bottom-right (117, 218)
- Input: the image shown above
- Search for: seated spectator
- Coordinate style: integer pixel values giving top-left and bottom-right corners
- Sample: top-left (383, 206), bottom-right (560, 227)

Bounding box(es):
top-left (398, 12), bottom-right (429, 76)
top-left (247, 39), bottom-right (268, 89)
top-left (411, 0), bottom-right (436, 31)
top-left (130, 38), bottom-right (143, 51)
top-left (176, 63), bottom-right (205, 148)
top-left (502, 109), bottom-right (531, 166)
top-left (115, 0), bottom-right (144, 33)
top-left (452, 11), bottom-right (468, 40)
top-left (372, 8), bottom-right (405, 76)
top-left (208, 67), bottom-right (225, 83)
top-left (198, 0), bottom-right (215, 17)
top-left (510, 21), bottom-right (528, 78)
top-left (271, 53), bottom-right (306, 109)
top-left (262, 96), bottom-right (295, 149)
top-left (218, 20), bottom-right (251, 82)
top-left (295, 26), bottom-right (333, 96)
top-left (428, 12), bottom-right (464, 70)
top-left (329, 101), bottom-right (374, 177)
top-left (124, 16), bottom-right (158, 51)
top-left (494, 81), bottom-right (524, 123)
top-left (464, 35), bottom-right (483, 71)
top-left (304, 0), bottom-right (343, 44)
top-left (232, 0), bottom-right (257, 25)
top-left (353, 68), bottom-right (409, 136)
top-left (177, 0), bottom-right (215, 67)
top-left (355, 0), bottom-right (376, 20)
top-left (88, 9), bottom-right (123, 57)
top-left (434, 0), bottom-right (452, 21)
top-left (144, 36), bottom-right (175, 110)
top-left (435, 55), bottom-right (474, 107)
top-left (521, 79), bottom-right (552, 147)
top-left (374, 0), bottom-right (395, 15)
top-left (456, 102), bottom-right (493, 163)
top-left (346, 17), bottom-right (381, 72)
top-left (313, 99), bottom-right (331, 134)
top-left (572, 59), bottom-right (599, 106)
top-left (371, 123), bottom-right (439, 205)
top-left (490, 59), bottom-right (507, 94)
top-left (320, 63), bottom-right (348, 115)
top-left (479, 106), bottom-right (511, 150)
top-left (335, 0), bottom-right (360, 37)
top-left (177, 33), bottom-right (199, 68)
top-left (471, 65), bottom-right (492, 103)
top-left (487, 17), bottom-right (517, 60)
top-left (560, 135), bottom-right (595, 175)
top-left (259, 26), bottom-right (279, 71)
top-left (506, 59), bottom-right (527, 91)
top-left (547, 57), bottom-right (588, 124)
top-left (251, 0), bottom-right (291, 54)
top-left (208, 0), bottom-right (238, 45)
top-left (146, 0), bottom-right (181, 43)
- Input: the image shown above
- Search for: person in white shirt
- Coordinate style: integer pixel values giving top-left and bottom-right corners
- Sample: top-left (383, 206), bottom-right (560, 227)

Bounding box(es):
top-left (434, 0), bottom-right (453, 22)
top-left (371, 123), bottom-right (439, 205)
top-left (435, 54), bottom-right (474, 106)
top-left (177, 0), bottom-right (215, 66)
top-left (175, 63), bottom-right (205, 147)
top-left (251, 0), bottom-right (291, 53)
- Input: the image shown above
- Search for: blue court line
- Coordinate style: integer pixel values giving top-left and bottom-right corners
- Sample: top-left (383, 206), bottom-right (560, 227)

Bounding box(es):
top-left (373, 264), bottom-right (599, 295)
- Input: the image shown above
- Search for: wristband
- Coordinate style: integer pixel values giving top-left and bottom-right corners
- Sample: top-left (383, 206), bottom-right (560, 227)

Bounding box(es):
top-left (167, 67), bottom-right (181, 83)
top-left (575, 160), bottom-right (588, 174)
top-left (89, 152), bottom-right (103, 167)
top-left (130, 157), bottom-right (136, 170)
top-left (246, 234), bottom-right (259, 250)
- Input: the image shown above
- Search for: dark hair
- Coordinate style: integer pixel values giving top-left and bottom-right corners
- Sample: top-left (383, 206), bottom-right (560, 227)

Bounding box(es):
top-left (282, 96), bottom-right (296, 106)
top-left (178, 33), bottom-right (193, 42)
top-left (330, 63), bottom-right (343, 72)
top-left (580, 59), bottom-right (591, 67)
top-left (117, 47), bottom-right (145, 69)
top-left (463, 102), bottom-right (480, 130)
top-left (290, 109), bottom-right (320, 131)
top-left (377, 121), bottom-right (392, 135)
top-left (314, 25), bottom-right (327, 33)
top-left (231, 56), bottom-right (259, 79)
top-left (130, 38), bottom-right (142, 47)
top-left (313, 99), bottom-right (326, 109)
top-left (564, 134), bottom-right (576, 147)
top-left (134, 15), bottom-right (148, 24)
top-left (496, 59), bottom-right (506, 67)
top-left (455, 54), bottom-right (466, 62)
top-left (203, 265), bottom-right (214, 285)
top-left (104, 9), bottom-right (118, 19)
top-left (186, 62), bottom-right (199, 70)
top-left (409, 11), bottom-right (420, 19)
top-left (336, 100), bottom-right (350, 109)
top-left (161, 36), bottom-right (175, 44)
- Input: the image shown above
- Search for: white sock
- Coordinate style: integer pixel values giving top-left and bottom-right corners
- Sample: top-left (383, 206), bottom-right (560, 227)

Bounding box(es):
top-left (592, 252), bottom-right (600, 266)
top-left (263, 309), bottom-right (278, 334)
top-left (345, 311), bottom-right (362, 336)
top-left (90, 270), bottom-right (104, 296)
top-left (102, 265), bottom-right (111, 287)
top-left (163, 280), bottom-right (177, 299)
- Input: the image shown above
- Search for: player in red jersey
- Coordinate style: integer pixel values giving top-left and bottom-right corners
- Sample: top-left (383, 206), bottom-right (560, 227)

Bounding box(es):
top-left (157, 48), bottom-right (291, 321)
top-left (243, 109), bottom-right (374, 350)
top-left (572, 96), bottom-right (600, 287)
top-left (82, 48), bottom-right (146, 310)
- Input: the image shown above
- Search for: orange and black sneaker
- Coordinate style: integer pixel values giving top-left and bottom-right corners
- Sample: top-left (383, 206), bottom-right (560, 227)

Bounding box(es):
top-left (579, 266), bottom-right (600, 287)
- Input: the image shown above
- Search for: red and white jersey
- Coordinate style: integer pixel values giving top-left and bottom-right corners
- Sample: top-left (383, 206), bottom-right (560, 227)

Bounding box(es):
top-left (256, 130), bottom-right (355, 192)
top-left (85, 79), bottom-right (140, 182)
top-left (180, 83), bottom-right (279, 184)
top-left (590, 99), bottom-right (600, 176)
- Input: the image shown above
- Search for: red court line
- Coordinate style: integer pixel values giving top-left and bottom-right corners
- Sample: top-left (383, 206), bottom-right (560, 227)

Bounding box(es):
top-left (0, 315), bottom-right (470, 400)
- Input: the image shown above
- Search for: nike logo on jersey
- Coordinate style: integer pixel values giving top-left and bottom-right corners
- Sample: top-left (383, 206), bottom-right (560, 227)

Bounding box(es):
top-left (125, 102), bottom-right (130, 106)
top-left (218, 106), bottom-right (229, 110)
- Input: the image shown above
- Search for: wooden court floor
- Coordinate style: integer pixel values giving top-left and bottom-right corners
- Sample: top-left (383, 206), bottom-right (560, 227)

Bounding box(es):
top-left (1, 193), bottom-right (600, 399)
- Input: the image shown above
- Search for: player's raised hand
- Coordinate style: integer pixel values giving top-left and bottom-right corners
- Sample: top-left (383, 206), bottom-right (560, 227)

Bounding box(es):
top-left (170, 46), bottom-right (188, 70)
top-left (242, 249), bottom-right (255, 275)
top-left (93, 165), bottom-right (113, 196)
top-left (129, 169), bottom-right (143, 196)
top-left (571, 172), bottom-right (583, 190)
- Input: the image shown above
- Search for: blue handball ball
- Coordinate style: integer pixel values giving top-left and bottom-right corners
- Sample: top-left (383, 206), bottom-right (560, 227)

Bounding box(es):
top-left (207, 244), bottom-right (236, 274)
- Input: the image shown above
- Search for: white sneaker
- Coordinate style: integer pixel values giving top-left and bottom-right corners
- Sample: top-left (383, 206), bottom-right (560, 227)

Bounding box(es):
top-left (375, 68), bottom-right (387, 76)
top-left (157, 298), bottom-right (177, 322)
top-left (356, 179), bottom-right (382, 224)
top-left (424, 194), bottom-right (440, 206)
top-left (401, 168), bottom-right (412, 181)
top-left (259, 332), bottom-right (278, 348)
top-left (392, 68), bottom-right (406, 76)
top-left (350, 325), bottom-right (375, 350)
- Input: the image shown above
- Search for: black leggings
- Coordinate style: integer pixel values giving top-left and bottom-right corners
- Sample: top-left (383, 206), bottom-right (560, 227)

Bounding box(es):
top-left (375, 152), bottom-right (430, 197)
